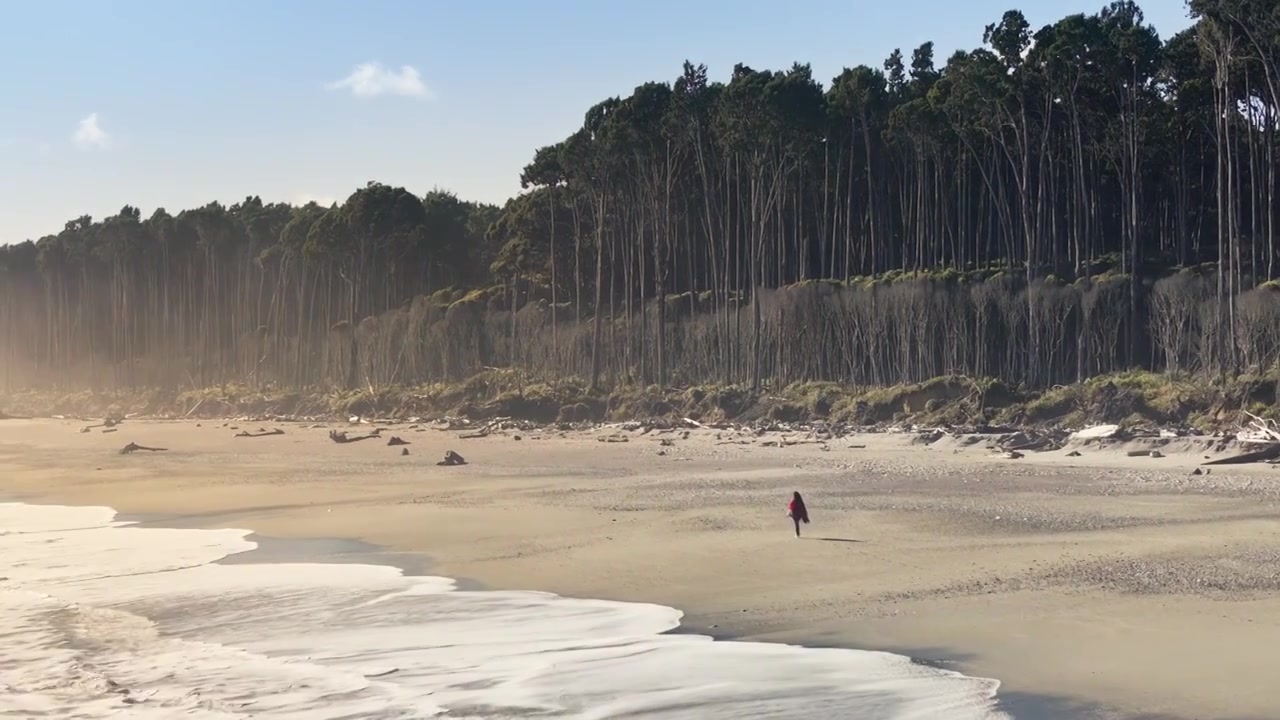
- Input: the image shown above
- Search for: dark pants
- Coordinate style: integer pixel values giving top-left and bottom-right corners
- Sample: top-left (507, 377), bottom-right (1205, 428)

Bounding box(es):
top-left (792, 516), bottom-right (801, 537)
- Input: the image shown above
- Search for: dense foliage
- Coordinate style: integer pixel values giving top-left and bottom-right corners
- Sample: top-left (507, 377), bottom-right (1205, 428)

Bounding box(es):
top-left (2, 1), bottom-right (1278, 396)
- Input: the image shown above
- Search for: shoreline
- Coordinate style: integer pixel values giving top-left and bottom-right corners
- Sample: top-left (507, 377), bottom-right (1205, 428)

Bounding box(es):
top-left (6, 497), bottom-right (1010, 718)
top-left (123, 511), bottom-right (487, 590)
top-left (126, 507), bottom-right (982, 673)
top-left (2, 417), bottom-right (1277, 719)
top-left (5, 503), bottom-right (1013, 718)
top-left (127, 506), bottom-right (987, 677)
top-left (43, 500), bottom-right (1161, 719)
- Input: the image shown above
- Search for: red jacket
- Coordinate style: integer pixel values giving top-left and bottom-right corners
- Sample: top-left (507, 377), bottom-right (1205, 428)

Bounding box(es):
top-left (788, 498), bottom-right (809, 523)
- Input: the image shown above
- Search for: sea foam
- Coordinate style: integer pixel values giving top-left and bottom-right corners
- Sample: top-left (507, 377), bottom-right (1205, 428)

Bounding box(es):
top-left (0, 502), bottom-right (1009, 718)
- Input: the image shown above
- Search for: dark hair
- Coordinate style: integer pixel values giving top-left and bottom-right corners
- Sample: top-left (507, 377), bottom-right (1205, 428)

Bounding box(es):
top-left (793, 491), bottom-right (803, 502)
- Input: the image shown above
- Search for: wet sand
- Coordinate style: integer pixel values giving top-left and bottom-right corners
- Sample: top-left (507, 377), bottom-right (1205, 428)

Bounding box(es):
top-left (2, 417), bottom-right (1278, 719)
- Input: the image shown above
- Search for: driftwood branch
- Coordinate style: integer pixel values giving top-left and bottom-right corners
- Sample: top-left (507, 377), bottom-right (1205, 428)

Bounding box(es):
top-left (329, 429), bottom-right (381, 444)
top-left (80, 417), bottom-right (123, 433)
top-left (120, 442), bottom-right (167, 455)
top-left (235, 428), bottom-right (284, 438)
top-left (1237, 411), bottom-right (1280, 444)
top-left (458, 418), bottom-right (513, 439)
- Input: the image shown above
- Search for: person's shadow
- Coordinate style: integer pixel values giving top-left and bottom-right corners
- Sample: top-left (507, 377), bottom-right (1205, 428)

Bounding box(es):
top-left (808, 537), bottom-right (863, 543)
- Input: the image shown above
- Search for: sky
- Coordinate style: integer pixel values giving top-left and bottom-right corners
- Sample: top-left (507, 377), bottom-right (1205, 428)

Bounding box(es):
top-left (0, 0), bottom-right (1193, 245)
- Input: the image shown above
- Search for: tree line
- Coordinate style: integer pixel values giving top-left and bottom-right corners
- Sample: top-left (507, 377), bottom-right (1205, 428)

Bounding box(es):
top-left (1, 0), bottom-right (1278, 398)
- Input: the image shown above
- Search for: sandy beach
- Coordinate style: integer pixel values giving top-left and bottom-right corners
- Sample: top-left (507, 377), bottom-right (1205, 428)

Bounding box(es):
top-left (3, 417), bottom-right (1278, 719)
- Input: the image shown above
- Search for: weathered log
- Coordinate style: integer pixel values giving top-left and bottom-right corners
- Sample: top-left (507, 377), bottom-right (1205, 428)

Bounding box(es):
top-left (329, 430), bottom-right (380, 444)
top-left (120, 442), bottom-right (167, 455)
top-left (1203, 444), bottom-right (1280, 465)
top-left (1237, 411), bottom-right (1280, 445)
top-left (458, 423), bottom-right (496, 439)
top-left (81, 417), bottom-right (122, 433)
top-left (1072, 424), bottom-right (1120, 440)
top-left (235, 429), bottom-right (285, 438)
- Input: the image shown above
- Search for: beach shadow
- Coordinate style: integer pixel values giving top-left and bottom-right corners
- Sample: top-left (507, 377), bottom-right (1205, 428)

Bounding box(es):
top-left (787, 639), bottom-right (1268, 720)
top-left (808, 536), bottom-right (864, 543)
top-left (995, 691), bottom-right (1229, 720)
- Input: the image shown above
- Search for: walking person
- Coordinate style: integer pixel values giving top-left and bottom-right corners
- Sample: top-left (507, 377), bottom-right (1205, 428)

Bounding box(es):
top-left (787, 491), bottom-right (810, 537)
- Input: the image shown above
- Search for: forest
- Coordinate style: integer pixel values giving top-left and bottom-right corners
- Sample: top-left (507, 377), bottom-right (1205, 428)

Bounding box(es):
top-left (1, 1), bottom-right (1278, 409)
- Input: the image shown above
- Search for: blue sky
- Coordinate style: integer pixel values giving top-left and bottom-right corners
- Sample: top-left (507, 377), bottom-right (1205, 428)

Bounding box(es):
top-left (0, 0), bottom-right (1192, 244)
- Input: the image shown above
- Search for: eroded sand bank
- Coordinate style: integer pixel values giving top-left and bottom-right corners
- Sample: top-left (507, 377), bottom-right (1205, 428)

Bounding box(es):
top-left (2, 418), bottom-right (1278, 719)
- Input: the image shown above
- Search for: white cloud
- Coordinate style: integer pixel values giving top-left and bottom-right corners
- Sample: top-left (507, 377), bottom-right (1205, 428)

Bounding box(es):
top-left (73, 113), bottom-right (110, 149)
top-left (326, 62), bottom-right (431, 99)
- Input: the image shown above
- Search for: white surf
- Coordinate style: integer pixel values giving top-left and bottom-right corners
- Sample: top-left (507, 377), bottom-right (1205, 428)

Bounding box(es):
top-left (0, 502), bottom-right (1009, 718)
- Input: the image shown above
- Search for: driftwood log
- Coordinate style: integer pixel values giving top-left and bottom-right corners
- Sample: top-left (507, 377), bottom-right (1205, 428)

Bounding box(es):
top-left (329, 429), bottom-right (381, 444)
top-left (235, 428), bottom-right (284, 438)
top-left (458, 425), bottom-right (496, 439)
top-left (1237, 412), bottom-right (1280, 445)
top-left (81, 417), bottom-right (123, 433)
top-left (387, 436), bottom-right (410, 446)
top-left (1203, 444), bottom-right (1280, 465)
top-left (120, 442), bottom-right (167, 455)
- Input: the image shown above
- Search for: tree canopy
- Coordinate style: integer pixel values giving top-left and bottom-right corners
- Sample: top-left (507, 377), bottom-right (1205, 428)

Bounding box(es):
top-left (2, 1), bottom-right (1278, 394)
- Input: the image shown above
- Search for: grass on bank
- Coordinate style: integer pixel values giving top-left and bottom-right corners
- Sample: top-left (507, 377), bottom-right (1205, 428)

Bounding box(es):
top-left (4, 368), bottom-right (1279, 431)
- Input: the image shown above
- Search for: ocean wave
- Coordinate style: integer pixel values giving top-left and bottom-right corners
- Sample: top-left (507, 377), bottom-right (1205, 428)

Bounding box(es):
top-left (0, 502), bottom-right (1008, 718)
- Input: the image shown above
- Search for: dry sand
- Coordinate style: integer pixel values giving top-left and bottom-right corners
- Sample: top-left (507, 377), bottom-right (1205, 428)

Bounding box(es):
top-left (2, 417), bottom-right (1279, 719)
